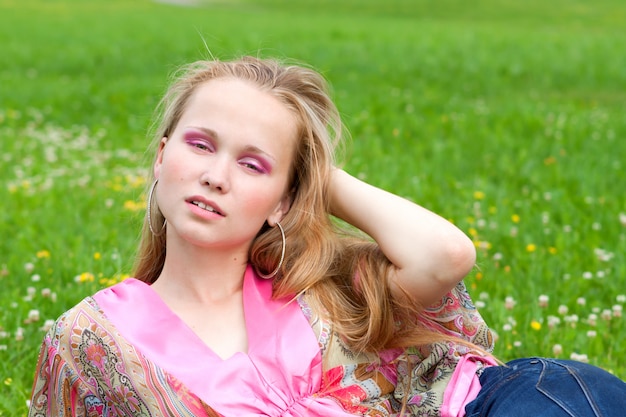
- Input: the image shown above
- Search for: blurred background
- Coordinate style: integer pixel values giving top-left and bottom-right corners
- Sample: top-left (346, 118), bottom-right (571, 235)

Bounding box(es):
top-left (1, 0), bottom-right (625, 414)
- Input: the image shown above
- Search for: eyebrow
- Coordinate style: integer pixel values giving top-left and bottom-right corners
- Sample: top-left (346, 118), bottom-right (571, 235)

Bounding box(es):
top-left (186, 125), bottom-right (277, 163)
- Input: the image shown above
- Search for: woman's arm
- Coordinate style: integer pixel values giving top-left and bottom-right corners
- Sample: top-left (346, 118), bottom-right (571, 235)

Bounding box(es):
top-left (328, 168), bottom-right (476, 306)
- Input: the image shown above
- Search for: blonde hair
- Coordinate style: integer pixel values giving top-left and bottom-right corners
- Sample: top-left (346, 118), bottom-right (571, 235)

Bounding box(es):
top-left (134, 56), bottom-right (464, 354)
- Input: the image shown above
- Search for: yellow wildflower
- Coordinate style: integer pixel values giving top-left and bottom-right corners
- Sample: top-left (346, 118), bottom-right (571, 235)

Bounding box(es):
top-left (77, 272), bottom-right (95, 283)
top-left (123, 200), bottom-right (146, 211)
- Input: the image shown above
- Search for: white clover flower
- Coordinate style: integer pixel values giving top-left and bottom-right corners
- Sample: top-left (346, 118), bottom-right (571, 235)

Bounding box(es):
top-left (502, 324), bottom-right (513, 332)
top-left (547, 315), bottom-right (561, 329)
top-left (564, 315), bottom-right (579, 326)
top-left (40, 319), bottom-right (55, 332)
top-left (27, 309), bottom-right (40, 322)
top-left (513, 341), bottom-right (522, 348)
top-left (582, 272), bottom-right (593, 280)
top-left (538, 294), bottom-right (549, 308)
top-left (577, 297), bottom-right (587, 306)
top-left (619, 212), bottom-right (626, 227)
top-left (587, 314), bottom-right (598, 327)
top-left (504, 296), bottom-right (516, 310)
top-left (24, 262), bottom-right (35, 273)
top-left (594, 248), bottom-right (614, 262)
top-left (601, 309), bottom-right (612, 321)
top-left (31, 274), bottom-right (41, 282)
top-left (587, 330), bottom-right (597, 338)
top-left (613, 305), bottom-right (623, 318)
top-left (15, 327), bottom-right (24, 342)
top-left (475, 301), bottom-right (486, 309)
top-left (558, 305), bottom-right (568, 315)
top-left (570, 352), bottom-right (589, 363)
top-left (552, 344), bottom-right (563, 355)
top-left (616, 294), bottom-right (626, 303)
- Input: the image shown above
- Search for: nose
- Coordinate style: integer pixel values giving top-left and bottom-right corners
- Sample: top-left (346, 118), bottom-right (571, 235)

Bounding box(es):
top-left (200, 156), bottom-right (230, 192)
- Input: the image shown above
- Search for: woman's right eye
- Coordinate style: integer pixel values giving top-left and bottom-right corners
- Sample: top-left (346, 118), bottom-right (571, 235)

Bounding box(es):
top-left (193, 142), bottom-right (209, 150)
top-left (186, 139), bottom-right (214, 152)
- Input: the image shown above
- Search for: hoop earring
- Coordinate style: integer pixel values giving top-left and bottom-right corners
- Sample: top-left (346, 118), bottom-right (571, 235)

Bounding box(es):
top-left (147, 180), bottom-right (167, 236)
top-left (257, 222), bottom-right (286, 279)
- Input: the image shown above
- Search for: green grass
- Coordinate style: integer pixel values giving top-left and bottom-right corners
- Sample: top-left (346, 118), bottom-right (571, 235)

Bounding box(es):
top-left (1, 0), bottom-right (625, 414)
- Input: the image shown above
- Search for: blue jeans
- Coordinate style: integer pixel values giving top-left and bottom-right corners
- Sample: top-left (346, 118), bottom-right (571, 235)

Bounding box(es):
top-left (464, 357), bottom-right (626, 416)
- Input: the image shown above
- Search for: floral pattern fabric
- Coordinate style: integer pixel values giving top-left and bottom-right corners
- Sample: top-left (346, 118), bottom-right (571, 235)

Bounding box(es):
top-left (303, 281), bottom-right (495, 416)
top-left (29, 297), bottom-right (220, 417)
top-left (29, 274), bottom-right (493, 416)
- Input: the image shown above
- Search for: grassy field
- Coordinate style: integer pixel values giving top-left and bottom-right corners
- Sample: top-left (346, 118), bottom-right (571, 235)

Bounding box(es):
top-left (1, 0), bottom-right (625, 414)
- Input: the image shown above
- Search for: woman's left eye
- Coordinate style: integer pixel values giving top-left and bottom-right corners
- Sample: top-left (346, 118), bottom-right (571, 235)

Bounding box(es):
top-left (239, 158), bottom-right (267, 174)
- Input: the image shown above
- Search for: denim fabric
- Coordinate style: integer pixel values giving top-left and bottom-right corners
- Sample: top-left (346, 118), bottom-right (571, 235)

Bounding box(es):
top-left (464, 357), bottom-right (626, 416)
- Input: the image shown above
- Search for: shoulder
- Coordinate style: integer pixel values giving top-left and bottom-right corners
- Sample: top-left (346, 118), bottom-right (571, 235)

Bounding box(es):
top-left (420, 280), bottom-right (495, 350)
top-left (44, 295), bottom-right (106, 351)
top-left (45, 279), bottom-right (140, 355)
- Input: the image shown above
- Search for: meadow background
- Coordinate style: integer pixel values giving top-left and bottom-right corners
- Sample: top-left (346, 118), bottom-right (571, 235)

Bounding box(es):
top-left (1, 0), bottom-right (625, 414)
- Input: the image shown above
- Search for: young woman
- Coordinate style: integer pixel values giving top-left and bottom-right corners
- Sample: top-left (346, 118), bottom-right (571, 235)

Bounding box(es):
top-left (29, 56), bottom-right (626, 416)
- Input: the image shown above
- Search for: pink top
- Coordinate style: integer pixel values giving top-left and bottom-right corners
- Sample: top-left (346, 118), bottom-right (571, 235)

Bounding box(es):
top-left (442, 354), bottom-right (497, 417)
top-left (93, 265), bottom-right (351, 416)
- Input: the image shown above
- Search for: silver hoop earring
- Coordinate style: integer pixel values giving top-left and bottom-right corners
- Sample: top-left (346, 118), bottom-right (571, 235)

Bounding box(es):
top-left (147, 180), bottom-right (167, 236)
top-left (257, 222), bottom-right (286, 279)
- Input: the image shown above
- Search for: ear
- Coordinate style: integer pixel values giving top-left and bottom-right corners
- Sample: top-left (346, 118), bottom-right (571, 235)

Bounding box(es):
top-left (153, 137), bottom-right (168, 179)
top-left (267, 192), bottom-right (293, 227)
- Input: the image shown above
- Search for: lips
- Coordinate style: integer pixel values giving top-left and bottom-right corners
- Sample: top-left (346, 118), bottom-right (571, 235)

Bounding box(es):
top-left (187, 197), bottom-right (225, 216)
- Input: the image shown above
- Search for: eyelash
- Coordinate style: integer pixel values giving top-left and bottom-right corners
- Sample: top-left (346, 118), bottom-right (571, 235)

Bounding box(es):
top-left (186, 138), bottom-right (268, 174)
top-left (188, 139), bottom-right (214, 152)
top-left (240, 159), bottom-right (266, 174)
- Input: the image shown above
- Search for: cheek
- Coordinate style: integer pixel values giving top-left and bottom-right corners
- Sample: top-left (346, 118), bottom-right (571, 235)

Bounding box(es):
top-left (159, 154), bottom-right (190, 182)
top-left (239, 183), bottom-right (284, 217)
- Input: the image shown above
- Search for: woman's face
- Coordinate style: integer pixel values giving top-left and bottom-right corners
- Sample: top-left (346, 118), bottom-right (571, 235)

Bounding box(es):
top-left (153, 77), bottom-right (297, 255)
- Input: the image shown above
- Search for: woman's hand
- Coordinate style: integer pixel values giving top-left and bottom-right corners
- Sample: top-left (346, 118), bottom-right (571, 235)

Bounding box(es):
top-left (328, 168), bottom-right (476, 306)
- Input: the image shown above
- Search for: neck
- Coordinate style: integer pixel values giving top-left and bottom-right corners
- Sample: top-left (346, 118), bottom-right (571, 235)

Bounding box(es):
top-left (153, 234), bottom-right (250, 305)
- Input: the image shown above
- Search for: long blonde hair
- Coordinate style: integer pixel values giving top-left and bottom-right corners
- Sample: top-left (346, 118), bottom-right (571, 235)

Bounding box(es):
top-left (134, 56), bottom-right (463, 354)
